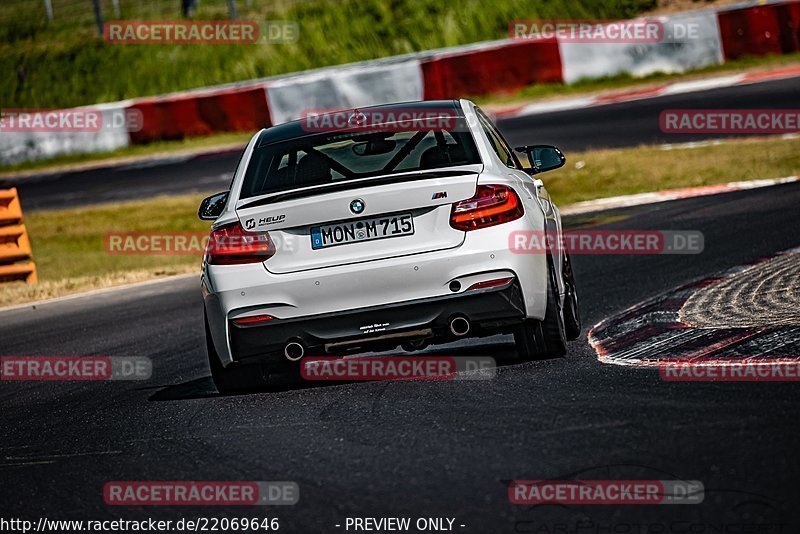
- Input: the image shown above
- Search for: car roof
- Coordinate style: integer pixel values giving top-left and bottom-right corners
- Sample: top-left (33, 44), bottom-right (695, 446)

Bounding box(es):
top-left (256, 100), bottom-right (464, 147)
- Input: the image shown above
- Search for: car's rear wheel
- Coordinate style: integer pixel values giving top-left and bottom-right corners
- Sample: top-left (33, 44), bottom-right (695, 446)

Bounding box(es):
top-left (562, 251), bottom-right (582, 341)
top-left (205, 313), bottom-right (268, 394)
top-left (513, 256), bottom-right (567, 360)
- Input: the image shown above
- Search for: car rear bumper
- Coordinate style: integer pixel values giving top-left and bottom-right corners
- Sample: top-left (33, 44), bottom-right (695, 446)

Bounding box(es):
top-left (229, 280), bottom-right (525, 365)
top-left (203, 214), bottom-right (549, 366)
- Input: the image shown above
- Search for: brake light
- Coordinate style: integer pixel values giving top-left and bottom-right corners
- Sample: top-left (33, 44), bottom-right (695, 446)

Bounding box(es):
top-left (205, 222), bottom-right (275, 265)
top-left (449, 185), bottom-right (524, 231)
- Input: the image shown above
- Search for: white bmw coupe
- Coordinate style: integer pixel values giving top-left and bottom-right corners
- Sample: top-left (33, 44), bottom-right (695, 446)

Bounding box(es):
top-left (199, 99), bottom-right (580, 392)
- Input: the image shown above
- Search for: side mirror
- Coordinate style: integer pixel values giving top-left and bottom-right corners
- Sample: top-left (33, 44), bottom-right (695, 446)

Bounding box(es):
top-left (514, 145), bottom-right (566, 175)
top-left (198, 191), bottom-right (229, 220)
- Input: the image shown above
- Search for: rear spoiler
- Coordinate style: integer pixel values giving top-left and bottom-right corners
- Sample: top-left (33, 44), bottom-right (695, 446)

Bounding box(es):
top-left (237, 169), bottom-right (479, 209)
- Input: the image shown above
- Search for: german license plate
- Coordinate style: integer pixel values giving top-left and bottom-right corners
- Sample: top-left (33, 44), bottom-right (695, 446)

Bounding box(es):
top-left (311, 213), bottom-right (414, 250)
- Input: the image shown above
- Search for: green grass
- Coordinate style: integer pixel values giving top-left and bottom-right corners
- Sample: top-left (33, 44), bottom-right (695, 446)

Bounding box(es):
top-left (0, 194), bottom-right (210, 307)
top-left (1, 0), bottom-right (656, 109)
top-left (545, 136), bottom-right (800, 206)
top-left (25, 194), bottom-right (209, 281)
top-left (1, 135), bottom-right (797, 307)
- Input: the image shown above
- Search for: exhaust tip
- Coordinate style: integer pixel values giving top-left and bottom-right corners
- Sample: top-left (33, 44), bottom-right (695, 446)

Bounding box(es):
top-left (284, 341), bottom-right (305, 362)
top-left (449, 316), bottom-right (470, 337)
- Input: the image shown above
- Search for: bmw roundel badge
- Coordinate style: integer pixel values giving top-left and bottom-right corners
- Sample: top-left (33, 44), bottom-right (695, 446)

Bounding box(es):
top-left (350, 198), bottom-right (366, 214)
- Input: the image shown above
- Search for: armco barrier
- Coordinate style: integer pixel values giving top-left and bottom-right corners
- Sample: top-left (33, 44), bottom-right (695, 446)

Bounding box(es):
top-left (422, 38), bottom-right (563, 99)
top-left (0, 188), bottom-right (37, 285)
top-left (718, 1), bottom-right (800, 60)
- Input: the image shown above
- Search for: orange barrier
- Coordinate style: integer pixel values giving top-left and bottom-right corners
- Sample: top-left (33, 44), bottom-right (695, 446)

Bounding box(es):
top-left (0, 263), bottom-right (37, 285)
top-left (0, 225), bottom-right (33, 264)
top-left (0, 188), bottom-right (23, 226)
top-left (0, 188), bottom-right (37, 285)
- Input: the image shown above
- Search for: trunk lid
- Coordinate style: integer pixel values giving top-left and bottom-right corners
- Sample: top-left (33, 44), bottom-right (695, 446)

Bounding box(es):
top-left (235, 169), bottom-right (479, 274)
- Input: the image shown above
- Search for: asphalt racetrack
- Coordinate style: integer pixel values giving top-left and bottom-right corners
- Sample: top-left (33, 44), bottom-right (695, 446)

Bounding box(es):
top-left (2, 179), bottom-right (799, 530)
top-left (4, 75), bottom-right (799, 211)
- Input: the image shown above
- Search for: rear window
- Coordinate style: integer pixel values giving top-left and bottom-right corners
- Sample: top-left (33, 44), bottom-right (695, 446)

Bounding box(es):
top-left (239, 123), bottom-right (481, 199)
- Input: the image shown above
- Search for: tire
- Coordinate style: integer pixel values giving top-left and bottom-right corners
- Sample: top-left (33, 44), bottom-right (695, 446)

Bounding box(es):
top-left (562, 251), bottom-right (582, 341)
top-left (513, 256), bottom-right (567, 360)
top-left (205, 313), bottom-right (267, 394)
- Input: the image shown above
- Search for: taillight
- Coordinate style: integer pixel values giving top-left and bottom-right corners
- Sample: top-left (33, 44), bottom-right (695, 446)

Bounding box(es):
top-left (449, 185), bottom-right (524, 231)
top-left (205, 222), bottom-right (275, 265)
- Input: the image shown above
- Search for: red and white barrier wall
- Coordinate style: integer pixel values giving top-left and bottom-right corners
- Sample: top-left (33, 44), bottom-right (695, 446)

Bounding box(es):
top-left (2, 0), bottom-right (798, 165)
top-left (265, 61), bottom-right (424, 125)
top-left (559, 10), bottom-right (724, 84)
top-left (0, 102), bottom-right (133, 166)
top-left (718, 1), bottom-right (800, 59)
top-left (129, 85), bottom-right (271, 144)
top-left (421, 37), bottom-right (563, 99)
